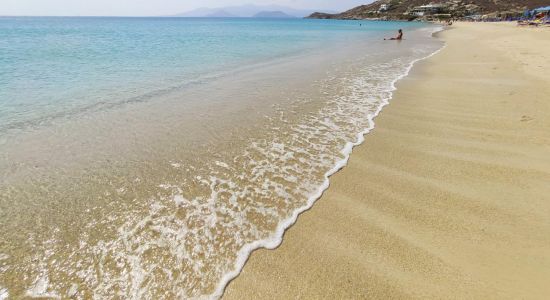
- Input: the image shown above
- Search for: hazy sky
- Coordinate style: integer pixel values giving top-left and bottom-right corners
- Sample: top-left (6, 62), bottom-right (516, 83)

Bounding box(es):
top-left (1, 0), bottom-right (372, 16)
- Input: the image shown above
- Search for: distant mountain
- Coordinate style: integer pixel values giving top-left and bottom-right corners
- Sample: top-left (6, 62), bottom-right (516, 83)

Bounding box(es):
top-left (204, 10), bottom-right (237, 18)
top-left (172, 4), bottom-right (336, 18)
top-left (253, 11), bottom-right (297, 18)
top-left (307, 0), bottom-right (549, 20)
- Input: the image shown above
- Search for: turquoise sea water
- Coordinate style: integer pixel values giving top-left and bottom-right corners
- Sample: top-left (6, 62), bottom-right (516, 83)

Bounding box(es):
top-left (0, 17), bottom-right (443, 299)
top-left (0, 17), bottom-right (427, 134)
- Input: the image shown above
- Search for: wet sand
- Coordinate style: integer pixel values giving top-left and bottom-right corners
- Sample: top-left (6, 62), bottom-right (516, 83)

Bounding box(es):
top-left (223, 22), bottom-right (550, 299)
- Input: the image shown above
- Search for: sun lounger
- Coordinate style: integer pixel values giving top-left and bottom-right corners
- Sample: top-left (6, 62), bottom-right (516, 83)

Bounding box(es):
top-left (528, 19), bottom-right (543, 26)
top-left (518, 17), bottom-right (550, 27)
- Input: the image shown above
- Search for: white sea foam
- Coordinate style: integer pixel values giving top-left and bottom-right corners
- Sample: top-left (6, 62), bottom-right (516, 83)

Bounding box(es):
top-left (174, 194), bottom-right (187, 206)
top-left (6, 27), bottom-right (445, 299)
top-left (215, 161), bottom-right (229, 169)
top-left (211, 29), bottom-right (447, 299)
top-left (0, 288), bottom-right (8, 300)
top-left (26, 275), bottom-right (60, 299)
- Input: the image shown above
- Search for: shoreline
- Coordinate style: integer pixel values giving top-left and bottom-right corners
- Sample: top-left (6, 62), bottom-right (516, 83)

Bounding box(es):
top-left (212, 25), bottom-right (446, 299)
top-left (0, 20), bottom-right (443, 299)
top-left (223, 22), bottom-right (550, 299)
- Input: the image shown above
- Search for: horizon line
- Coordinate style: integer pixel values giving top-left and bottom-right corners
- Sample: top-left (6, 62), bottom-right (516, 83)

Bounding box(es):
top-left (0, 15), bottom-right (316, 18)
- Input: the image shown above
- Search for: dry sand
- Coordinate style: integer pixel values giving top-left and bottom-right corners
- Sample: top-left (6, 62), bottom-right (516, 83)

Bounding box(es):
top-left (223, 23), bottom-right (550, 299)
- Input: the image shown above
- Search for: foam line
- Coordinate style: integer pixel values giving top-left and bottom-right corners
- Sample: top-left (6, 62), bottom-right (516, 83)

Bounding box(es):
top-left (211, 26), bottom-right (447, 300)
top-left (0, 287), bottom-right (8, 300)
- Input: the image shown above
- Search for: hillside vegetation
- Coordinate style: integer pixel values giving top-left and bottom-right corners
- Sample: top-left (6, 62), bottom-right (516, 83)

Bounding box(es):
top-left (308, 0), bottom-right (549, 20)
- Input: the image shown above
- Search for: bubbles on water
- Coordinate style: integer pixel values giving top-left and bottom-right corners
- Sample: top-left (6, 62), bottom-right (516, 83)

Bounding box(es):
top-left (2, 41), bottom-right (442, 299)
top-left (0, 288), bottom-right (8, 300)
top-left (62, 56), bottom-right (414, 299)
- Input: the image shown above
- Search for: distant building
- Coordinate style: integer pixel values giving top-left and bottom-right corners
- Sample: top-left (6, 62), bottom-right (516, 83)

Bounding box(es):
top-left (409, 4), bottom-right (447, 16)
top-left (379, 4), bottom-right (390, 12)
top-left (463, 14), bottom-right (482, 21)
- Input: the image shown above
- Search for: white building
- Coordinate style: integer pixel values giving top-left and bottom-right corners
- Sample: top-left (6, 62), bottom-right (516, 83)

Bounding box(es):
top-left (379, 4), bottom-right (390, 12)
top-left (409, 4), bottom-right (447, 16)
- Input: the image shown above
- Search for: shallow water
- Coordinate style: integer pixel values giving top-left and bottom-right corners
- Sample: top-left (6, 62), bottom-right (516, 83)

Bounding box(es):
top-left (0, 17), bottom-right (443, 299)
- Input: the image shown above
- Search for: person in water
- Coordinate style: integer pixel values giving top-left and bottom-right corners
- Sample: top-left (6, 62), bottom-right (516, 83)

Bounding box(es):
top-left (385, 29), bottom-right (403, 40)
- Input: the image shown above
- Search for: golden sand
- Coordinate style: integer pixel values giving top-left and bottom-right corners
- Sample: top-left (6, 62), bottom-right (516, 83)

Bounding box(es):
top-left (223, 22), bottom-right (550, 299)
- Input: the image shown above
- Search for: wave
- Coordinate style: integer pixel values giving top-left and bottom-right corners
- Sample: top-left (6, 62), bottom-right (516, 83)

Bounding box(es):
top-left (212, 26), bottom-right (447, 299)
top-left (4, 25), bottom-right (445, 300)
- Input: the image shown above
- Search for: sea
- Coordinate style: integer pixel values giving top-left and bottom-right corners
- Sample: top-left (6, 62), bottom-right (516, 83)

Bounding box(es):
top-left (0, 17), bottom-right (443, 299)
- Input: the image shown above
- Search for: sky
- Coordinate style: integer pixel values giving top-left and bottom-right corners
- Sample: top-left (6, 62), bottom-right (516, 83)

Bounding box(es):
top-left (0, 0), bottom-right (371, 16)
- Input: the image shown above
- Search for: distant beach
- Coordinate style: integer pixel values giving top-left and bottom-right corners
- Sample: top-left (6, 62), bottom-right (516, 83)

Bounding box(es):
top-left (223, 22), bottom-right (550, 299)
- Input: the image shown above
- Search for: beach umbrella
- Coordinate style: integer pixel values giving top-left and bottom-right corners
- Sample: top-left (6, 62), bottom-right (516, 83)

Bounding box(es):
top-left (532, 6), bottom-right (550, 13)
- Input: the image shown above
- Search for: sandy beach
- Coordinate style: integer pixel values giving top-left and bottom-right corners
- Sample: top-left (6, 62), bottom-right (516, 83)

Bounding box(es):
top-left (223, 22), bottom-right (550, 299)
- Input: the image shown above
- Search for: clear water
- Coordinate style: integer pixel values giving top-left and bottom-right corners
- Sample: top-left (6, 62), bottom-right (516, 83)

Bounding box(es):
top-left (0, 17), bottom-right (426, 134)
top-left (0, 17), bottom-right (443, 299)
